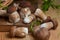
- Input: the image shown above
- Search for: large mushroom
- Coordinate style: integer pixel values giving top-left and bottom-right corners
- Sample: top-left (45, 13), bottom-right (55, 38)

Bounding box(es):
top-left (7, 3), bottom-right (20, 23)
top-left (33, 26), bottom-right (50, 40)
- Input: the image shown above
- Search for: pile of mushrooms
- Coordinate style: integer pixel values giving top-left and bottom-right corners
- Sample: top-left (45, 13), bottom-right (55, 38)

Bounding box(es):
top-left (0, 0), bottom-right (58, 40)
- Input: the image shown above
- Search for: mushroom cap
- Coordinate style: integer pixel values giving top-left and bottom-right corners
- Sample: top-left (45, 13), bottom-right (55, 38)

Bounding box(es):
top-left (33, 27), bottom-right (50, 40)
top-left (19, 1), bottom-right (36, 13)
top-left (7, 5), bottom-right (16, 13)
top-left (51, 19), bottom-right (58, 30)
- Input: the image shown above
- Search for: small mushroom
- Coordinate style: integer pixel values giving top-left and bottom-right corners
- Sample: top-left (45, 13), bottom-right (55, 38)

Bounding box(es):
top-left (33, 26), bottom-right (50, 40)
top-left (34, 8), bottom-right (51, 22)
top-left (9, 26), bottom-right (28, 38)
top-left (24, 14), bottom-right (35, 23)
top-left (9, 11), bottom-right (20, 23)
top-left (20, 7), bottom-right (31, 18)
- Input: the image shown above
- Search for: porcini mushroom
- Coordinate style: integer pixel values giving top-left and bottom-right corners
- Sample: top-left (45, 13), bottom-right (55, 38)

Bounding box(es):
top-left (9, 11), bottom-right (20, 23)
top-left (33, 26), bottom-right (50, 40)
top-left (9, 26), bottom-right (28, 38)
top-left (36, 19), bottom-right (58, 30)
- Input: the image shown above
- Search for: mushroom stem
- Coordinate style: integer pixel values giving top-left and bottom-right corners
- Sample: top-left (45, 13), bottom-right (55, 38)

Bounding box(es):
top-left (24, 14), bottom-right (35, 23)
top-left (40, 22), bottom-right (53, 30)
top-left (34, 8), bottom-right (47, 20)
top-left (0, 10), bottom-right (7, 16)
top-left (9, 11), bottom-right (20, 23)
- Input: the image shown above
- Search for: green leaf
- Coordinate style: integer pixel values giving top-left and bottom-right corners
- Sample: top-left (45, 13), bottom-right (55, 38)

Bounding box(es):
top-left (55, 5), bottom-right (60, 9)
top-left (30, 20), bottom-right (41, 32)
top-left (3, 6), bottom-right (8, 10)
top-left (42, 0), bottom-right (52, 11)
top-left (0, 0), bottom-right (3, 8)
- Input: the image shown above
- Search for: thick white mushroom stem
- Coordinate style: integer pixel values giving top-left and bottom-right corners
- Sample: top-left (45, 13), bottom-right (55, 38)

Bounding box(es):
top-left (20, 7), bottom-right (31, 18)
top-left (24, 14), bottom-right (35, 23)
top-left (0, 10), bottom-right (7, 16)
top-left (34, 8), bottom-right (48, 20)
top-left (40, 22), bottom-right (53, 30)
top-left (10, 26), bottom-right (28, 38)
top-left (15, 27), bottom-right (28, 37)
top-left (9, 11), bottom-right (20, 23)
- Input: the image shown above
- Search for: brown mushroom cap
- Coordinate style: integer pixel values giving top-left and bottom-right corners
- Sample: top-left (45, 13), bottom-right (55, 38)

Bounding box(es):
top-left (19, 1), bottom-right (37, 13)
top-left (33, 27), bottom-right (50, 40)
top-left (43, 16), bottom-right (51, 22)
top-left (50, 19), bottom-right (58, 30)
top-left (7, 5), bottom-right (17, 13)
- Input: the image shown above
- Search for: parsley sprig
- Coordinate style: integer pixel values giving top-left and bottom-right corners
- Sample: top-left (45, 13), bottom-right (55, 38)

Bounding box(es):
top-left (42, 0), bottom-right (60, 11)
top-left (30, 20), bottom-right (41, 32)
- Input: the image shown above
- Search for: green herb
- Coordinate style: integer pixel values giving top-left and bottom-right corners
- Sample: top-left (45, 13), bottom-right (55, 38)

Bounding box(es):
top-left (0, 4), bottom-right (2, 8)
top-left (0, 0), bottom-right (8, 10)
top-left (3, 6), bottom-right (8, 10)
top-left (30, 20), bottom-right (41, 32)
top-left (30, 21), bottom-right (36, 32)
top-left (42, 0), bottom-right (60, 11)
top-left (0, 0), bottom-right (3, 8)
